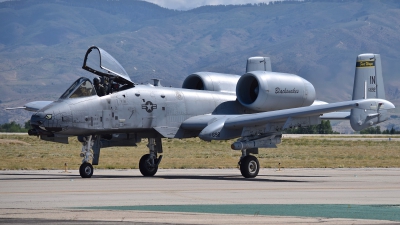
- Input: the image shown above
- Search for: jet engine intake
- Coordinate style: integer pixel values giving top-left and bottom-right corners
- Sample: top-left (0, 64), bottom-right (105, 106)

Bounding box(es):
top-left (236, 71), bottom-right (316, 111)
top-left (182, 72), bottom-right (240, 94)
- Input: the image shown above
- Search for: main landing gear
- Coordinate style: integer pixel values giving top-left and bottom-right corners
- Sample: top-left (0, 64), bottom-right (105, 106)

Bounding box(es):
top-left (76, 135), bottom-right (260, 179)
top-left (77, 135), bottom-right (163, 178)
top-left (238, 148), bottom-right (260, 178)
top-left (139, 138), bottom-right (163, 176)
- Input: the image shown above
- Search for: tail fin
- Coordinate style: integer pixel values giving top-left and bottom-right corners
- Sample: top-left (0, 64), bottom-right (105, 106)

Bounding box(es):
top-left (350, 53), bottom-right (390, 131)
top-left (352, 54), bottom-right (385, 100)
top-left (246, 57), bottom-right (272, 72)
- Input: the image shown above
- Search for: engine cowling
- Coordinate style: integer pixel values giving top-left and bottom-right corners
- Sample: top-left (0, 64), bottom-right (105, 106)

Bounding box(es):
top-left (182, 72), bottom-right (240, 93)
top-left (236, 71), bottom-right (316, 111)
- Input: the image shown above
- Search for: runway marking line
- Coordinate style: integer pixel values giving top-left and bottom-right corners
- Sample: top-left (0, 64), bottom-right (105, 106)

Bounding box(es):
top-left (78, 204), bottom-right (400, 222)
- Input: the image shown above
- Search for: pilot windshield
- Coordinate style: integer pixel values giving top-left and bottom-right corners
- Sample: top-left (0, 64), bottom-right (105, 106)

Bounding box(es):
top-left (60, 77), bottom-right (97, 99)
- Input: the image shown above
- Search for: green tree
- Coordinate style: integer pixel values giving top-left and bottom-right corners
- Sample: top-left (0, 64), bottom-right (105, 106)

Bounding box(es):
top-left (285, 120), bottom-right (336, 134)
top-left (390, 126), bottom-right (396, 134)
top-left (24, 120), bottom-right (31, 129)
top-left (382, 129), bottom-right (389, 134)
top-left (0, 121), bottom-right (30, 133)
top-left (360, 126), bottom-right (381, 134)
top-left (317, 120), bottom-right (334, 134)
top-left (376, 126), bottom-right (381, 134)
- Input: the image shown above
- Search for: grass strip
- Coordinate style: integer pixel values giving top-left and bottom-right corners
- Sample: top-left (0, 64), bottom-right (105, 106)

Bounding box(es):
top-left (1, 134), bottom-right (399, 170)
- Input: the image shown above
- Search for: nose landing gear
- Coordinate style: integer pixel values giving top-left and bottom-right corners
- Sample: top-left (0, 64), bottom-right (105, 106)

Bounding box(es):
top-left (79, 162), bottom-right (93, 178)
top-left (79, 135), bottom-right (94, 178)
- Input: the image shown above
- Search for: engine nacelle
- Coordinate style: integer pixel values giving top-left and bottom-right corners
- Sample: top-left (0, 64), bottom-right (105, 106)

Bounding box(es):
top-left (182, 72), bottom-right (240, 93)
top-left (236, 71), bottom-right (316, 111)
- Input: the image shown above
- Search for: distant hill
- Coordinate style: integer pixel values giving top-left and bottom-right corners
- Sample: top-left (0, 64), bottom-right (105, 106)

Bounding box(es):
top-left (1, 0), bottom-right (400, 132)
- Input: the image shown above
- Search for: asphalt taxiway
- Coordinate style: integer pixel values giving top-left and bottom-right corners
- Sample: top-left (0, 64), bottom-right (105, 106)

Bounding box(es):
top-left (0, 168), bottom-right (400, 224)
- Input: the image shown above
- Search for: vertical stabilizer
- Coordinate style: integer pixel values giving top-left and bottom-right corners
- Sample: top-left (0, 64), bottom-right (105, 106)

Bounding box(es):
top-left (246, 57), bottom-right (272, 72)
top-left (350, 53), bottom-right (390, 131)
top-left (352, 54), bottom-right (385, 100)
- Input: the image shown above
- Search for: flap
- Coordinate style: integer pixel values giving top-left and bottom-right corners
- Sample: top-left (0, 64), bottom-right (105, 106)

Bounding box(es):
top-left (320, 112), bottom-right (350, 120)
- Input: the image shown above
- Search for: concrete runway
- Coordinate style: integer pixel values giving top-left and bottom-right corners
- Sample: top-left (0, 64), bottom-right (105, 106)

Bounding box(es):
top-left (1, 168), bottom-right (400, 224)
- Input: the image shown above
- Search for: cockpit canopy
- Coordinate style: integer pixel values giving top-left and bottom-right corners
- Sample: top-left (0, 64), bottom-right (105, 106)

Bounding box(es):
top-left (82, 46), bottom-right (134, 86)
top-left (60, 77), bottom-right (96, 99)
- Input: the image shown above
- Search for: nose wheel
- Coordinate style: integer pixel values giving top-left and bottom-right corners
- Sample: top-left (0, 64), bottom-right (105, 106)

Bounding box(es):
top-left (79, 162), bottom-right (93, 178)
top-left (239, 155), bottom-right (260, 178)
top-left (78, 135), bottom-right (95, 178)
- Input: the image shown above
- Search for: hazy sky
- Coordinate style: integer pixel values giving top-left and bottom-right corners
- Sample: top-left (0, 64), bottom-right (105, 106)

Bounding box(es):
top-left (143, 0), bottom-right (276, 10)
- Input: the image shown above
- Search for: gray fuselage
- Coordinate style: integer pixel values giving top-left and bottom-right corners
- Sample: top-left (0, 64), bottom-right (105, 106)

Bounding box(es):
top-left (33, 84), bottom-right (252, 137)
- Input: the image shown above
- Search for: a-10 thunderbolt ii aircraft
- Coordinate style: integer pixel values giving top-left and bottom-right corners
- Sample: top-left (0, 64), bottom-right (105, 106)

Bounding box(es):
top-left (12, 46), bottom-right (394, 178)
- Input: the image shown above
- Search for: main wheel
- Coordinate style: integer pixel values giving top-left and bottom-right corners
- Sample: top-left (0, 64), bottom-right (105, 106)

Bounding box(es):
top-left (79, 162), bottom-right (93, 178)
top-left (240, 155), bottom-right (260, 178)
top-left (139, 154), bottom-right (158, 176)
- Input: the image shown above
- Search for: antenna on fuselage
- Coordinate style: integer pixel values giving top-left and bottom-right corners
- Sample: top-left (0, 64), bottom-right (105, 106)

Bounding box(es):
top-left (151, 78), bottom-right (162, 87)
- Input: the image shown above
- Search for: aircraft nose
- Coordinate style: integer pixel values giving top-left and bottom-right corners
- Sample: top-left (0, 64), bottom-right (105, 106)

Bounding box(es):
top-left (30, 112), bottom-right (47, 126)
top-left (29, 112), bottom-right (53, 136)
top-left (28, 102), bottom-right (69, 136)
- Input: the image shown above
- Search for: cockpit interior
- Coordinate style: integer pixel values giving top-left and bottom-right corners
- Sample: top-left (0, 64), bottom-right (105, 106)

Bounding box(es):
top-left (59, 46), bottom-right (135, 99)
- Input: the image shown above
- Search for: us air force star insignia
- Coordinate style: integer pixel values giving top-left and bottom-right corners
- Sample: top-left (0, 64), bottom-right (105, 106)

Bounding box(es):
top-left (141, 101), bottom-right (157, 113)
top-left (45, 114), bottom-right (52, 120)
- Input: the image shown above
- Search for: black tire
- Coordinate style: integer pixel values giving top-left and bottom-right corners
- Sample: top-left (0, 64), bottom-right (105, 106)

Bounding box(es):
top-left (240, 155), bottom-right (260, 178)
top-left (139, 154), bottom-right (158, 177)
top-left (79, 162), bottom-right (93, 178)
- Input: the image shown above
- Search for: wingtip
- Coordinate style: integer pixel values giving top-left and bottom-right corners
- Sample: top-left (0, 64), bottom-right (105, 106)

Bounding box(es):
top-left (377, 99), bottom-right (396, 109)
top-left (5, 107), bottom-right (26, 110)
top-left (356, 99), bottom-right (395, 110)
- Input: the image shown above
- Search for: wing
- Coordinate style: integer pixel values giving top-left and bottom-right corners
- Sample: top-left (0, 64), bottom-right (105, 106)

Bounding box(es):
top-left (6, 101), bottom-right (53, 112)
top-left (183, 98), bottom-right (394, 141)
top-left (225, 99), bottom-right (393, 128)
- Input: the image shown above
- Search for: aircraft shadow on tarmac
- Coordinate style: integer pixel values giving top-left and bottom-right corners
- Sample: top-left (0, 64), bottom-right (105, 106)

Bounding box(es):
top-left (138, 175), bottom-right (312, 183)
top-left (0, 173), bottom-right (77, 181)
top-left (0, 172), bottom-right (328, 183)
